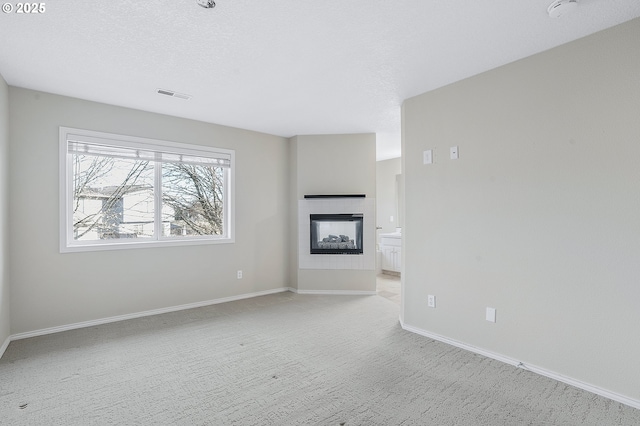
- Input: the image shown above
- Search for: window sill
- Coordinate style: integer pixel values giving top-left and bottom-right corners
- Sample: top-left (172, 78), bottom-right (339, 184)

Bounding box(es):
top-left (60, 236), bottom-right (234, 253)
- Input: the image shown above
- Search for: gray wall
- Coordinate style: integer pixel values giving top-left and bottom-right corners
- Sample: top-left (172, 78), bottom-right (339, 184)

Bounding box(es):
top-left (293, 134), bottom-right (377, 200)
top-left (8, 88), bottom-right (289, 334)
top-left (0, 75), bottom-right (9, 346)
top-left (402, 19), bottom-right (640, 401)
top-left (376, 157), bottom-right (401, 236)
top-left (290, 134), bottom-right (377, 292)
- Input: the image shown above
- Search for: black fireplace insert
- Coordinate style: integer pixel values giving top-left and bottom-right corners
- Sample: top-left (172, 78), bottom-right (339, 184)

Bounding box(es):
top-left (310, 213), bottom-right (363, 255)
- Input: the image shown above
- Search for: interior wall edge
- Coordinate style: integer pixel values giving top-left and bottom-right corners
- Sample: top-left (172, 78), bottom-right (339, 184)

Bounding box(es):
top-left (0, 335), bottom-right (9, 360)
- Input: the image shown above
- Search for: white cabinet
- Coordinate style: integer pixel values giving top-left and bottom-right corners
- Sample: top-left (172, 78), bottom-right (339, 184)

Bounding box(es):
top-left (380, 233), bottom-right (401, 273)
top-left (382, 245), bottom-right (401, 272)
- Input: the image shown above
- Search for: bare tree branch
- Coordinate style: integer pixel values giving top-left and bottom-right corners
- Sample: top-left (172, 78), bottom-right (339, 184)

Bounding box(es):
top-left (72, 155), bottom-right (225, 240)
top-left (73, 155), bottom-right (152, 239)
top-left (162, 163), bottom-right (224, 235)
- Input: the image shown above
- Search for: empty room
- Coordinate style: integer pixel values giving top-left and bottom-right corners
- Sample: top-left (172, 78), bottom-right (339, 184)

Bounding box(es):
top-left (1, 1), bottom-right (639, 424)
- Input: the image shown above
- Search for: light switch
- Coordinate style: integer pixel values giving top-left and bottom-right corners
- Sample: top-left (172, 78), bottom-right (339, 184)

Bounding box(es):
top-left (428, 295), bottom-right (436, 308)
top-left (486, 307), bottom-right (496, 323)
top-left (423, 149), bottom-right (433, 165)
top-left (450, 146), bottom-right (459, 160)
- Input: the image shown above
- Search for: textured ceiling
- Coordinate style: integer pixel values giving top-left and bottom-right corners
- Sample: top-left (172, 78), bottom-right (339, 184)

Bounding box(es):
top-left (1, 1), bottom-right (639, 160)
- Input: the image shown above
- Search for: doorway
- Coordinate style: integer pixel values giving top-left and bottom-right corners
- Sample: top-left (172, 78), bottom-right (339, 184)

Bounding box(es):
top-left (375, 157), bottom-right (402, 305)
top-left (376, 273), bottom-right (400, 305)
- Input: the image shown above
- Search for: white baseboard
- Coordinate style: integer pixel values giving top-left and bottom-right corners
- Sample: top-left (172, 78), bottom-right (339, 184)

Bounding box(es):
top-left (0, 335), bottom-right (10, 359)
top-left (290, 288), bottom-right (377, 296)
top-left (10, 287), bottom-right (291, 342)
top-left (400, 319), bottom-right (640, 410)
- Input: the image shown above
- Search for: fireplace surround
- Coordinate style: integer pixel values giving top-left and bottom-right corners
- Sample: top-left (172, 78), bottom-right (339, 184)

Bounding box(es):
top-left (298, 196), bottom-right (375, 270)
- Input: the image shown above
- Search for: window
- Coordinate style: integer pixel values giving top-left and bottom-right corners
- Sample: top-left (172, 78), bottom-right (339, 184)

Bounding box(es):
top-left (59, 127), bottom-right (234, 252)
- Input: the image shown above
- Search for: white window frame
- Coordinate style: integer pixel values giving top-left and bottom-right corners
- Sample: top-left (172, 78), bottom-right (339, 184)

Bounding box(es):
top-left (59, 127), bottom-right (235, 253)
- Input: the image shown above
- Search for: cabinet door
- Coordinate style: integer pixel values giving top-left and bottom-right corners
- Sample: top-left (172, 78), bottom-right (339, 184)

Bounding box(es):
top-left (393, 247), bottom-right (402, 271)
top-left (382, 246), bottom-right (395, 271)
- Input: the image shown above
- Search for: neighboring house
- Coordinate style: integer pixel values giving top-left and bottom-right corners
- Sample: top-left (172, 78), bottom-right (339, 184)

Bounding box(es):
top-left (74, 182), bottom-right (213, 240)
top-left (74, 185), bottom-right (156, 240)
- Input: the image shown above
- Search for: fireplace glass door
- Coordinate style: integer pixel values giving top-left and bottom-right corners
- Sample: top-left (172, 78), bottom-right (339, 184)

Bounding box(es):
top-left (310, 214), bottom-right (363, 255)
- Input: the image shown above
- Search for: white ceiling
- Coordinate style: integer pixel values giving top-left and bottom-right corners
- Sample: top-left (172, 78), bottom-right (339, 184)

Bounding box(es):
top-left (1, 1), bottom-right (639, 160)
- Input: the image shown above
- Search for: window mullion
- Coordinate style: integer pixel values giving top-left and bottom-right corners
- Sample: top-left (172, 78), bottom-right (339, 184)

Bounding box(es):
top-left (154, 158), bottom-right (162, 240)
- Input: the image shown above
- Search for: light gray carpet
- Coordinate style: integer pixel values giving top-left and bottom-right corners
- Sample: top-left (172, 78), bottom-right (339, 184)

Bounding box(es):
top-left (1, 292), bottom-right (638, 425)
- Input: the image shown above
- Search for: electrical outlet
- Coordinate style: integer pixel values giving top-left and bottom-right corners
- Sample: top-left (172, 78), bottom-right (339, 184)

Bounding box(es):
top-left (423, 149), bottom-right (433, 165)
top-left (237, 270), bottom-right (243, 279)
top-left (450, 146), bottom-right (459, 160)
top-left (427, 295), bottom-right (436, 308)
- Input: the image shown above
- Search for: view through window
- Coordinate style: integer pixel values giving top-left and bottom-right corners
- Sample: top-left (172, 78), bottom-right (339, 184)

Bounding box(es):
top-left (60, 127), bottom-right (234, 252)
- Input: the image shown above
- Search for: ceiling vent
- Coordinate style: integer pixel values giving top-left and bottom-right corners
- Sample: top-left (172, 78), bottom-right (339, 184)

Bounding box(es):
top-left (547, 0), bottom-right (578, 18)
top-left (156, 89), bottom-right (192, 100)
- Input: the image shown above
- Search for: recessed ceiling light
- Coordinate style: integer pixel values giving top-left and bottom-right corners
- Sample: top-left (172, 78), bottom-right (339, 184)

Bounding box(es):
top-left (156, 89), bottom-right (192, 100)
top-left (547, 0), bottom-right (578, 18)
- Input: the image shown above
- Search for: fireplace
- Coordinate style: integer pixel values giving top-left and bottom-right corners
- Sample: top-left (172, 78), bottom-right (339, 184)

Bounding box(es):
top-left (310, 213), bottom-right (363, 255)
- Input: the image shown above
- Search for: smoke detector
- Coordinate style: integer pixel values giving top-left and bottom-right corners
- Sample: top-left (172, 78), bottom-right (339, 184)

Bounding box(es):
top-left (547, 0), bottom-right (578, 18)
top-left (197, 0), bottom-right (215, 8)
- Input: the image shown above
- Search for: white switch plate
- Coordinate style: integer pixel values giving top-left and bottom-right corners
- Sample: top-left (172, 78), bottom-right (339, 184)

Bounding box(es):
top-left (486, 307), bottom-right (496, 322)
top-left (450, 146), bottom-right (459, 160)
top-left (390, 215), bottom-right (394, 222)
top-left (428, 295), bottom-right (436, 308)
top-left (237, 270), bottom-right (243, 279)
top-left (423, 149), bottom-right (433, 164)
